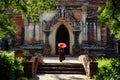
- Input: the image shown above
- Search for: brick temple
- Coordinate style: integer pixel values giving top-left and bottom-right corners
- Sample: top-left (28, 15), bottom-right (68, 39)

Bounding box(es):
top-left (14, 0), bottom-right (119, 56)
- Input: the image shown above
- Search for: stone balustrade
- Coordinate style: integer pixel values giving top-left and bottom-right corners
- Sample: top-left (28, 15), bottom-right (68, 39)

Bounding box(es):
top-left (23, 55), bottom-right (43, 78)
top-left (14, 50), bottom-right (43, 78)
top-left (78, 55), bottom-right (98, 79)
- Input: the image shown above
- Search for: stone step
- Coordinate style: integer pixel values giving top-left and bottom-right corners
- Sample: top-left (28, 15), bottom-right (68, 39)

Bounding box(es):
top-left (37, 71), bottom-right (86, 74)
top-left (38, 63), bottom-right (83, 67)
top-left (37, 67), bottom-right (85, 71)
top-left (36, 62), bottom-right (86, 74)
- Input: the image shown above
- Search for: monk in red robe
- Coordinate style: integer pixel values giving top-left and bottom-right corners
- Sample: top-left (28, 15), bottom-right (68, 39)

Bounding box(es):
top-left (58, 48), bottom-right (65, 62)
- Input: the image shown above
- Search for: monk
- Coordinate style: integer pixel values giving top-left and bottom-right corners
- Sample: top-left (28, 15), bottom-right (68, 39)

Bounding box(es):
top-left (58, 48), bottom-right (65, 62)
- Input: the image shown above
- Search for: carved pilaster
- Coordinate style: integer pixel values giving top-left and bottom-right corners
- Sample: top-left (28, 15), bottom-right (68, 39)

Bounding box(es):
top-left (72, 29), bottom-right (81, 54)
top-left (43, 30), bottom-right (51, 55)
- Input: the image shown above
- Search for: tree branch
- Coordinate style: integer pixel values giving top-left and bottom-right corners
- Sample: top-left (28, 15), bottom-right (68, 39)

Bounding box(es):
top-left (112, 0), bottom-right (120, 23)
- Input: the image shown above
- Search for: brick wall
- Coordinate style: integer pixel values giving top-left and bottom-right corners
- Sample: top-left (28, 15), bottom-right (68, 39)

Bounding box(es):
top-left (13, 17), bottom-right (24, 46)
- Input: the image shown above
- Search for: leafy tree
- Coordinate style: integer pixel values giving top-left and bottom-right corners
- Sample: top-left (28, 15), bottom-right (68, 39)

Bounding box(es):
top-left (0, 0), bottom-right (57, 38)
top-left (98, 0), bottom-right (120, 39)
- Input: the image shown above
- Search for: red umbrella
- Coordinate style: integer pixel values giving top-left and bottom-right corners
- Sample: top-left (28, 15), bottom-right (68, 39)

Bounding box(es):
top-left (58, 43), bottom-right (67, 48)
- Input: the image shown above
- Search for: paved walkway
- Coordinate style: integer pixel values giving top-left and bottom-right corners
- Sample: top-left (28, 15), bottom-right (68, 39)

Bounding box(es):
top-left (29, 57), bottom-right (92, 80)
top-left (30, 74), bottom-right (88, 80)
top-left (42, 56), bottom-right (82, 63)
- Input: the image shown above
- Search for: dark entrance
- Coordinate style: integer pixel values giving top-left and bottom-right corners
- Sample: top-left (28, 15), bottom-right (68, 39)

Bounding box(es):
top-left (56, 25), bottom-right (70, 55)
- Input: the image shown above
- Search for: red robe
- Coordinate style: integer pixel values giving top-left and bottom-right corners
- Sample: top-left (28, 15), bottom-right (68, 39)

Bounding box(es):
top-left (58, 48), bottom-right (65, 62)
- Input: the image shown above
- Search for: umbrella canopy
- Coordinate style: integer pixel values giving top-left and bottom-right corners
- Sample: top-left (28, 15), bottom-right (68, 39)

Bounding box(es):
top-left (58, 42), bottom-right (67, 48)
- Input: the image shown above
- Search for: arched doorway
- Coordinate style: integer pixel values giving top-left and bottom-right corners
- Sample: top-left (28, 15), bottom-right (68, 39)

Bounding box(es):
top-left (56, 24), bottom-right (70, 55)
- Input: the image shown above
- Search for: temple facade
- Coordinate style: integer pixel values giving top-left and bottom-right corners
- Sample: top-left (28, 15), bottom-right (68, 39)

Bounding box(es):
top-left (14, 0), bottom-right (118, 56)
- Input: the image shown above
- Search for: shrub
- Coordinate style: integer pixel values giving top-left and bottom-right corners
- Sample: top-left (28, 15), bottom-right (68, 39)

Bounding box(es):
top-left (14, 57), bottom-right (24, 79)
top-left (0, 51), bottom-right (24, 80)
top-left (94, 58), bottom-right (120, 80)
top-left (24, 50), bottom-right (30, 55)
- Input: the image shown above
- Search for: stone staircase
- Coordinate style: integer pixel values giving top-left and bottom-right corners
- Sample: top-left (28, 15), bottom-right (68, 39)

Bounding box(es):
top-left (36, 62), bottom-right (86, 74)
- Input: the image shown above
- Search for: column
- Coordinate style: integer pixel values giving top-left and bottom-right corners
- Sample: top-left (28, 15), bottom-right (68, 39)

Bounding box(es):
top-left (97, 23), bottom-right (101, 43)
top-left (24, 24), bottom-right (29, 44)
top-left (93, 22), bottom-right (97, 44)
top-left (95, 22), bottom-right (98, 44)
top-left (35, 23), bottom-right (40, 41)
top-left (88, 22), bottom-right (92, 45)
top-left (32, 23), bottom-right (36, 39)
top-left (86, 22), bottom-right (88, 41)
top-left (101, 23), bottom-right (107, 46)
top-left (88, 22), bottom-right (97, 45)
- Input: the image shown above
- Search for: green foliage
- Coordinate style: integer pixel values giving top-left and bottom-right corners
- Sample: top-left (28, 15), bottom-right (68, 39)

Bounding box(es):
top-left (94, 58), bottom-right (120, 80)
top-left (24, 50), bottom-right (30, 55)
top-left (14, 57), bottom-right (24, 79)
top-left (0, 12), bottom-right (16, 38)
top-left (98, 0), bottom-right (120, 39)
top-left (0, 51), bottom-right (24, 80)
top-left (98, 1), bottom-right (112, 23)
top-left (0, 0), bottom-right (57, 38)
